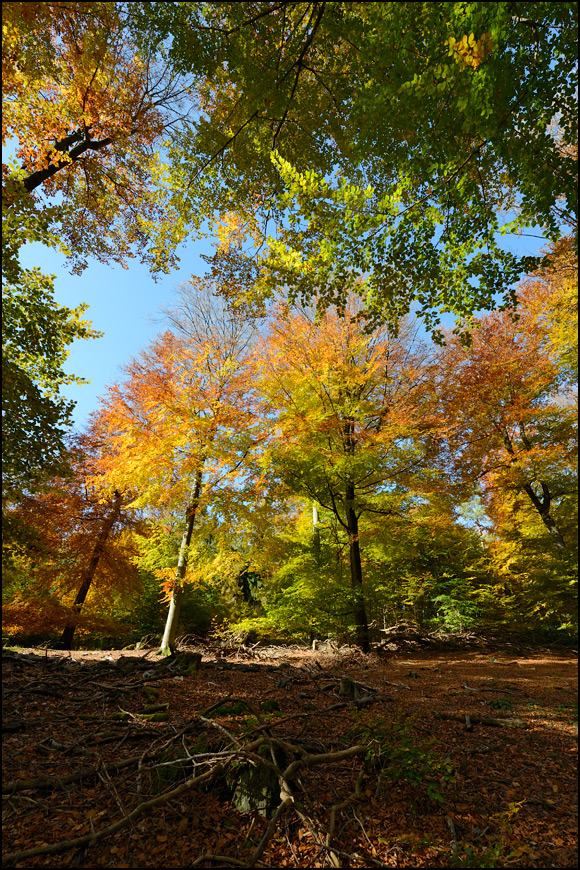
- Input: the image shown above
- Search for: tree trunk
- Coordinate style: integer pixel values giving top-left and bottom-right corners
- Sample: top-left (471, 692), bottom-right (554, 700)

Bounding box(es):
top-left (159, 470), bottom-right (203, 656)
top-left (503, 428), bottom-right (566, 551)
top-left (522, 482), bottom-right (566, 551)
top-left (312, 501), bottom-right (321, 567)
top-left (345, 481), bottom-right (370, 652)
top-left (59, 490), bottom-right (123, 650)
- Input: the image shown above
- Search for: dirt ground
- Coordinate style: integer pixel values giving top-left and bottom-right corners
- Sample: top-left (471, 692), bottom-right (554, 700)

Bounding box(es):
top-left (2, 643), bottom-right (577, 868)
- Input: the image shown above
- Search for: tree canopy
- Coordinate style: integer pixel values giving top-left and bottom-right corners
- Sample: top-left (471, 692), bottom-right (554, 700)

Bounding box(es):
top-left (130, 1), bottom-right (577, 331)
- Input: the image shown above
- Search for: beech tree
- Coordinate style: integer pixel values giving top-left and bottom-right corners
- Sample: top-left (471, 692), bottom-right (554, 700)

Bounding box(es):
top-left (255, 301), bottom-right (440, 650)
top-left (2, 1), bottom-right (187, 501)
top-left (92, 287), bottom-right (261, 654)
top-left (2, 435), bottom-right (141, 644)
top-left (438, 277), bottom-right (577, 554)
top-left (2, 0), bottom-right (189, 272)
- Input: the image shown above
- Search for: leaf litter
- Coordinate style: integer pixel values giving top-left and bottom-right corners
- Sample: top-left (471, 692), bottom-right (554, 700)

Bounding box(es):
top-left (2, 641), bottom-right (577, 868)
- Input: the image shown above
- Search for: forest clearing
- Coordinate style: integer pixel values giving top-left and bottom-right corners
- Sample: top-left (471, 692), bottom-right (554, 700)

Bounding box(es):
top-left (2, 637), bottom-right (577, 868)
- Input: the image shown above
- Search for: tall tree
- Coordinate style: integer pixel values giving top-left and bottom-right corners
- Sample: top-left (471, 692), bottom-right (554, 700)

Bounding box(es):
top-left (2, 435), bottom-right (141, 644)
top-left (439, 278), bottom-right (577, 554)
top-left (58, 488), bottom-right (124, 650)
top-left (2, 1), bottom-right (188, 501)
top-left (255, 301), bottom-right (439, 650)
top-left (92, 286), bottom-right (260, 654)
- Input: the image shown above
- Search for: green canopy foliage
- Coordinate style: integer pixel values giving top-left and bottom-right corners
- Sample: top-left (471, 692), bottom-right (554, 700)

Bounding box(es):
top-left (2, 186), bottom-right (101, 501)
top-left (130, 1), bottom-right (577, 332)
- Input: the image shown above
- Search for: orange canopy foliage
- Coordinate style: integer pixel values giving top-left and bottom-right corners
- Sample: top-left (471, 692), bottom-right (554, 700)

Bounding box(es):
top-left (2, 1), bottom-right (187, 271)
top-left (2, 434), bottom-right (142, 637)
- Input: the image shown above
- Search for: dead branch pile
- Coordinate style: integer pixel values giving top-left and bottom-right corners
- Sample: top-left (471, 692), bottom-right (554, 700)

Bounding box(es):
top-left (2, 649), bottom-right (390, 868)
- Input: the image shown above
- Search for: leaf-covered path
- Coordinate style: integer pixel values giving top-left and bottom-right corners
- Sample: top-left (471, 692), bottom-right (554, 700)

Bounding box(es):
top-left (2, 643), bottom-right (577, 868)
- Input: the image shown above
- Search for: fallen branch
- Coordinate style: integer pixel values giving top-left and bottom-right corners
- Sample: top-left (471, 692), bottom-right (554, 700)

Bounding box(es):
top-left (1, 762), bottom-right (226, 866)
top-left (2, 755), bottom-right (139, 795)
top-left (282, 743), bottom-right (367, 782)
top-left (435, 712), bottom-right (526, 728)
top-left (244, 796), bottom-right (294, 867)
top-left (326, 766), bottom-right (365, 867)
top-left (191, 855), bottom-right (258, 868)
top-left (462, 683), bottom-right (516, 695)
top-left (383, 680), bottom-right (412, 690)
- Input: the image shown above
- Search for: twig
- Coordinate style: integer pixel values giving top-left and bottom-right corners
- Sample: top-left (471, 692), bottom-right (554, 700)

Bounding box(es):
top-left (462, 683), bottom-right (515, 695)
top-left (197, 714), bottom-right (242, 748)
top-left (1, 762), bottom-right (226, 866)
top-left (245, 797), bottom-right (294, 867)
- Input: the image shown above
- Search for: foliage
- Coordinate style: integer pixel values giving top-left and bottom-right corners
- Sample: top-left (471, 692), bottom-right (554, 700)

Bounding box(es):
top-left (1, 1), bottom-right (191, 504)
top-left (2, 435), bottom-right (143, 639)
top-left (520, 235), bottom-right (578, 384)
top-left (231, 494), bottom-right (495, 643)
top-left (92, 293), bottom-right (259, 519)
top-left (131, 540), bottom-right (230, 639)
top-left (2, 1), bottom-right (189, 272)
top-left (253, 299), bottom-right (443, 646)
top-left (349, 711), bottom-right (455, 803)
top-left (2, 4), bottom-right (577, 648)
top-left (484, 494), bottom-right (577, 632)
top-left (90, 285), bottom-right (267, 649)
top-left (435, 262), bottom-right (578, 629)
top-left (439, 273), bottom-right (577, 552)
top-left (2, 188), bottom-right (101, 501)
top-left (131, 1), bottom-right (577, 331)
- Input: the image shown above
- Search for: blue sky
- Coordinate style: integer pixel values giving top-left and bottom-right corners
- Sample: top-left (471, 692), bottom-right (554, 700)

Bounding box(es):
top-left (17, 223), bottom-right (549, 432)
top-left (18, 234), bottom-right (216, 430)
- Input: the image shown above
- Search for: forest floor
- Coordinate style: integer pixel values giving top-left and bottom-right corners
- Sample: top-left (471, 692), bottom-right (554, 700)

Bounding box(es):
top-left (2, 639), bottom-right (577, 868)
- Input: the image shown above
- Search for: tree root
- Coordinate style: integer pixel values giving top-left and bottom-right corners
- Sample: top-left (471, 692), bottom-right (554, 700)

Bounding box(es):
top-left (2, 728), bottom-right (369, 868)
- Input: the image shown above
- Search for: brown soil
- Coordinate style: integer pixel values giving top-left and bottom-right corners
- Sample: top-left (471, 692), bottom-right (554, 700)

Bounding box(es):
top-left (2, 644), bottom-right (577, 868)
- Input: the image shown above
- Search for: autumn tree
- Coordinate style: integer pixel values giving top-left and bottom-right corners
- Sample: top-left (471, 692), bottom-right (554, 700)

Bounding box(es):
top-left (92, 285), bottom-right (262, 654)
top-left (255, 301), bottom-right (440, 651)
top-left (2, 435), bottom-right (142, 645)
top-left (438, 277), bottom-right (577, 555)
top-left (130, 1), bottom-right (577, 333)
top-left (521, 236), bottom-right (578, 386)
top-left (2, 2), bottom-right (191, 502)
top-left (2, 1), bottom-right (190, 272)
top-left (437, 244), bottom-right (578, 633)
